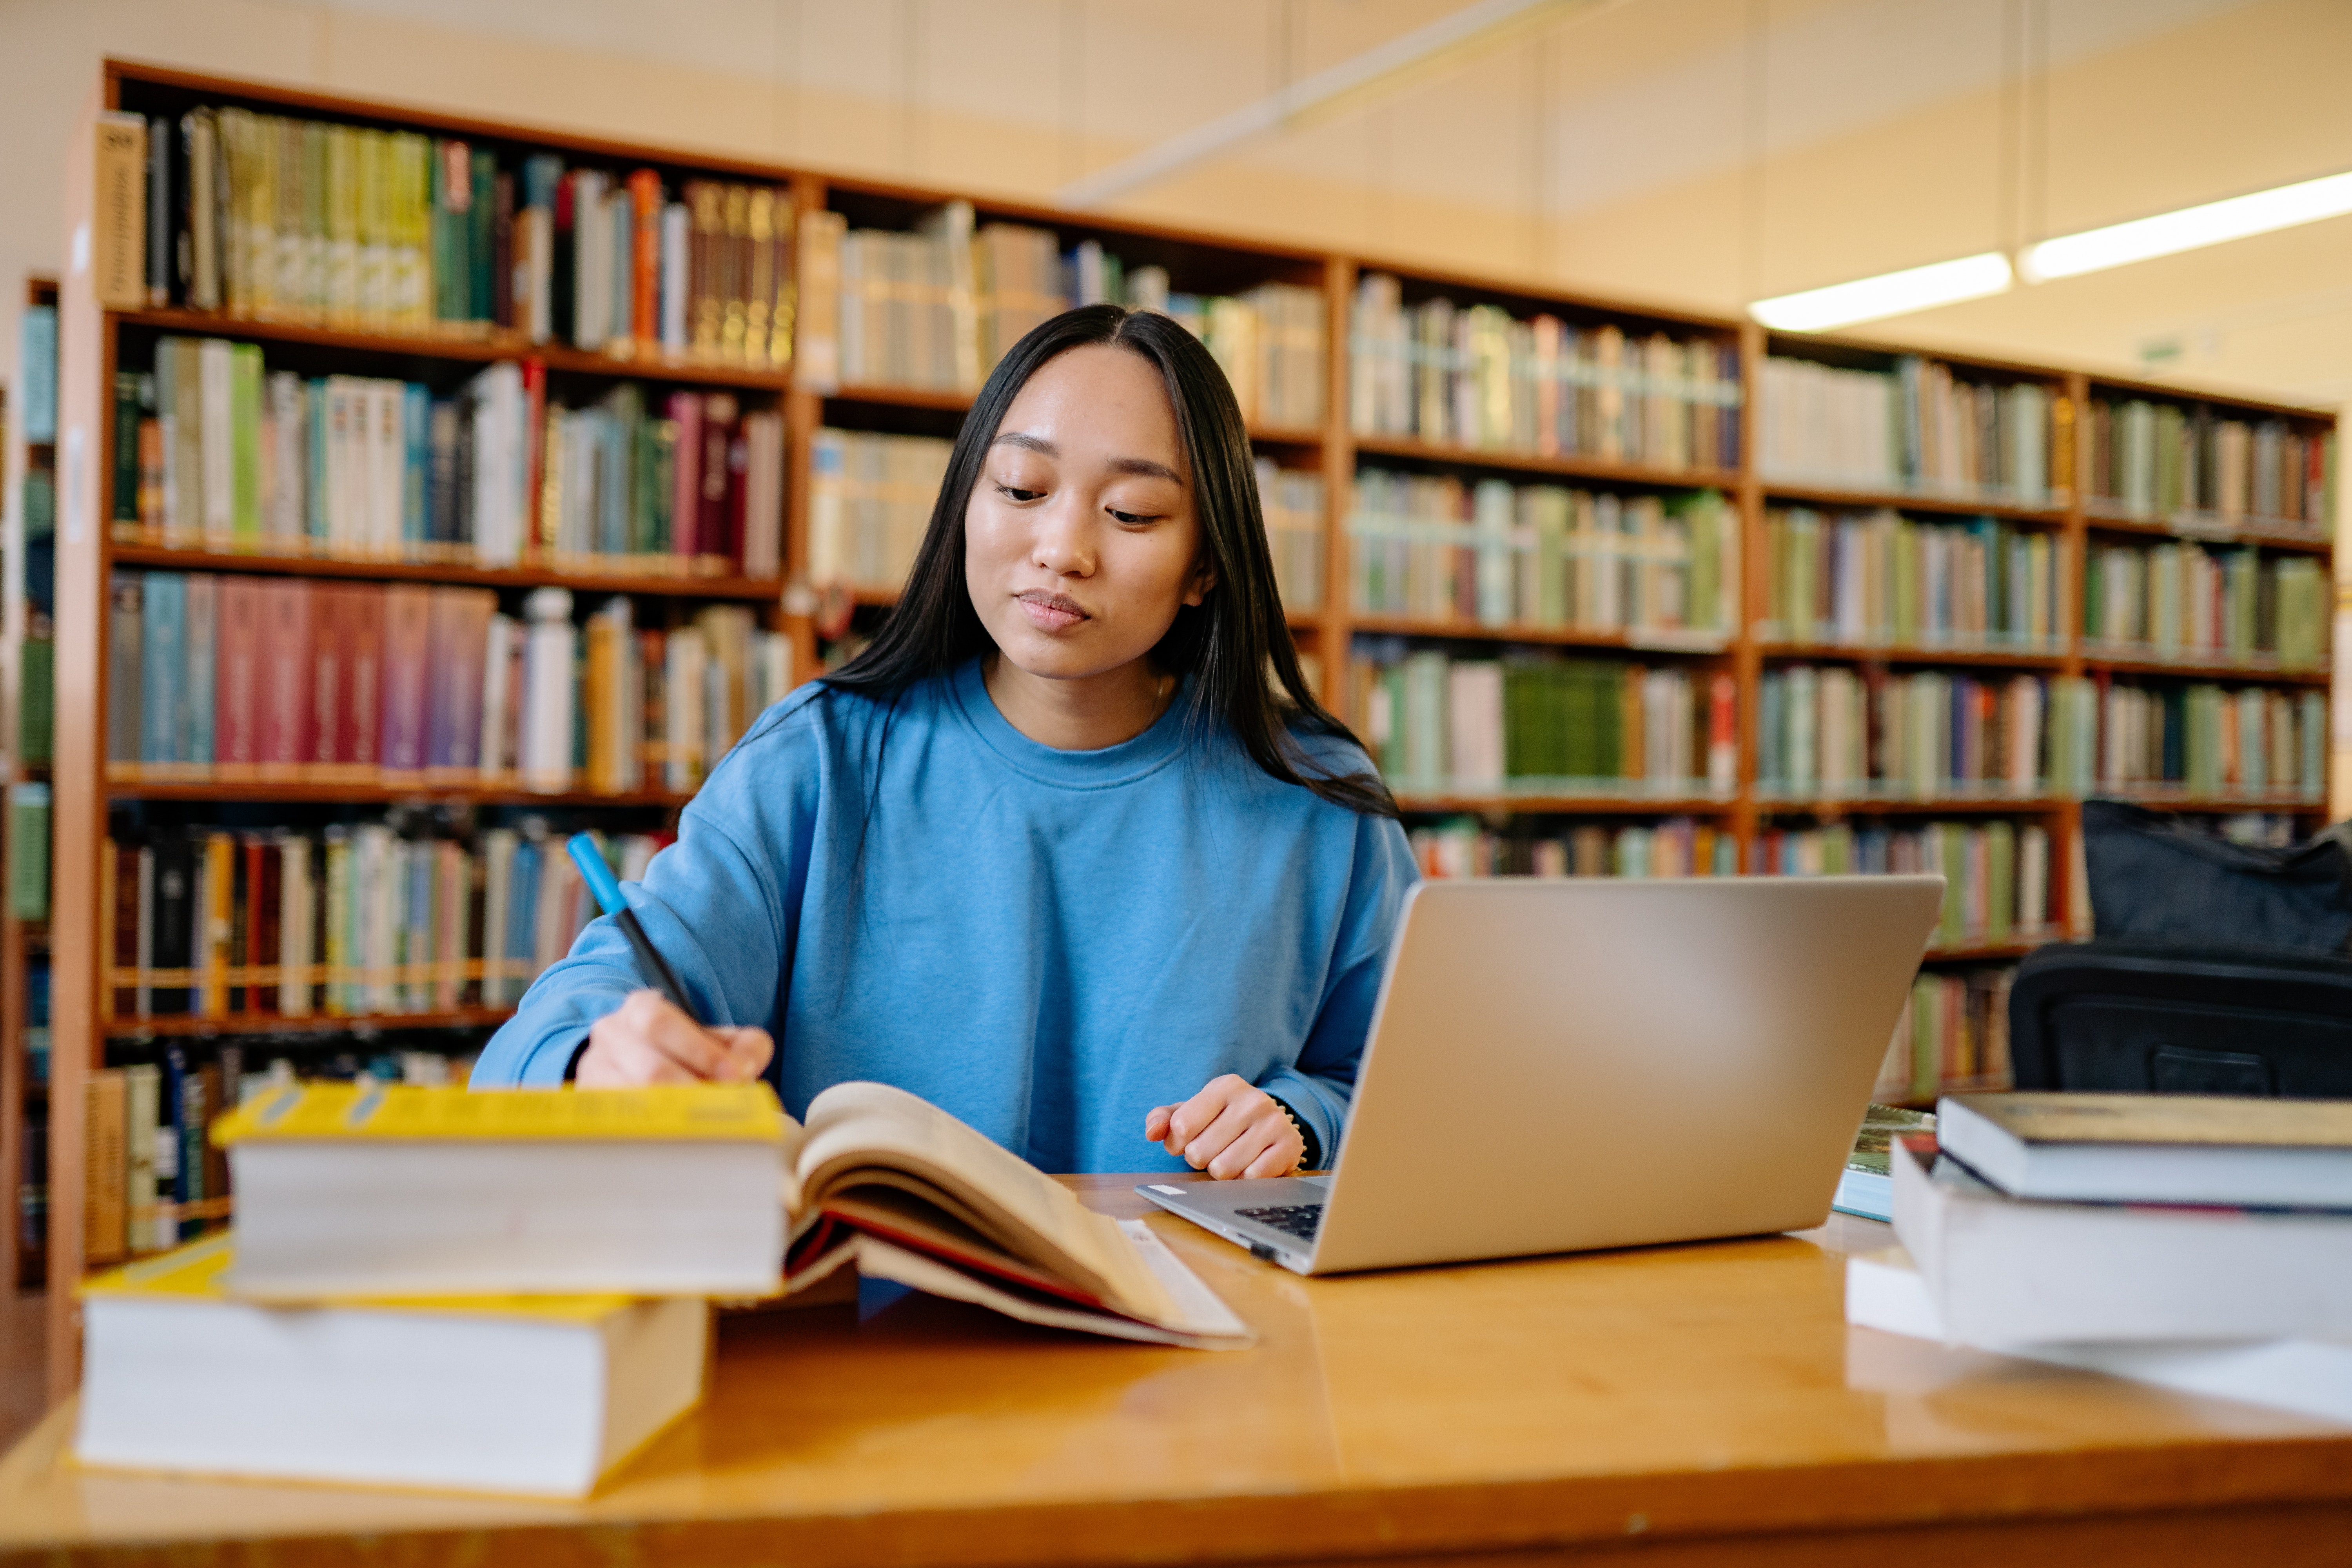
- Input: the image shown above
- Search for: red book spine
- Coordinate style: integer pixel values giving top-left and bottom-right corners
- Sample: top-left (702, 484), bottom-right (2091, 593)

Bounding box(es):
top-left (379, 584), bottom-right (433, 776)
top-left (523, 357), bottom-right (548, 534)
top-left (630, 169), bottom-right (663, 350)
top-left (214, 577), bottom-right (263, 780)
top-left (726, 425), bottom-right (750, 566)
top-left (669, 391), bottom-right (702, 560)
top-left (311, 583), bottom-right (343, 777)
top-left (258, 579), bottom-right (314, 780)
top-left (344, 585), bottom-right (385, 773)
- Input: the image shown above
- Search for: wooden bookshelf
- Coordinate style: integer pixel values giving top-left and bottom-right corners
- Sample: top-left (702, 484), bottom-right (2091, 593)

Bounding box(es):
top-left (34, 59), bottom-right (2338, 1397)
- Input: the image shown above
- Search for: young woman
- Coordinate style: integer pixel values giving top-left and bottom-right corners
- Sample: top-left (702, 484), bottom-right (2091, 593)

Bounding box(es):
top-left (473, 304), bottom-right (1417, 1179)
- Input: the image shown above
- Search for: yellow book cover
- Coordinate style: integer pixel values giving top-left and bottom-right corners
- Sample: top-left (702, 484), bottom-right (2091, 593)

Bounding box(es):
top-left (83, 1233), bottom-right (648, 1323)
top-left (213, 1080), bottom-right (790, 1146)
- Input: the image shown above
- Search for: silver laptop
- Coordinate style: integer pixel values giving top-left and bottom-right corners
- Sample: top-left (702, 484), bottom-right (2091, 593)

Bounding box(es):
top-left (1139, 875), bottom-right (1943, 1274)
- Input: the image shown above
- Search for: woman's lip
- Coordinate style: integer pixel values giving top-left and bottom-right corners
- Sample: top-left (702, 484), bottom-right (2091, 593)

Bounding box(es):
top-left (1018, 596), bottom-right (1089, 632)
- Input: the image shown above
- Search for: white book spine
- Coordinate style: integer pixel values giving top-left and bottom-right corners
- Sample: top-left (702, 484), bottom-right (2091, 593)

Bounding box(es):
top-left (480, 827), bottom-right (515, 1005)
top-left (199, 338), bottom-right (235, 545)
top-left (660, 202), bottom-right (690, 352)
top-left (520, 587), bottom-right (577, 795)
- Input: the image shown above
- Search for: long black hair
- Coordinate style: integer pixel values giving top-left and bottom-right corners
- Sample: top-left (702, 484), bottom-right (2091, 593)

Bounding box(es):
top-left (821, 303), bottom-right (1396, 817)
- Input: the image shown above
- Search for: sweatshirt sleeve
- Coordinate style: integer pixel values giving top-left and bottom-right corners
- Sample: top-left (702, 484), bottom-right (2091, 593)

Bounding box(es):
top-left (1254, 809), bottom-right (1419, 1162)
top-left (468, 697), bottom-right (824, 1087)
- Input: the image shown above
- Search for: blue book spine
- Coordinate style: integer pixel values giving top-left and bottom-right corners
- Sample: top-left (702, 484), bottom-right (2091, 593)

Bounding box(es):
top-left (140, 572), bottom-right (185, 767)
top-left (508, 840), bottom-right (542, 976)
top-left (163, 1044), bottom-right (200, 1241)
top-left (182, 572), bottom-right (217, 770)
top-left (306, 379), bottom-right (330, 542)
top-left (403, 383), bottom-right (432, 547)
top-left (20, 305), bottom-right (56, 443)
top-left (598, 415), bottom-right (628, 556)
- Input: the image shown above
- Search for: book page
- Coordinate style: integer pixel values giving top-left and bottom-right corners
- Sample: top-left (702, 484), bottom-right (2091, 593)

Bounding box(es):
top-left (793, 1082), bottom-right (1177, 1323)
top-left (848, 1231), bottom-right (1249, 1349)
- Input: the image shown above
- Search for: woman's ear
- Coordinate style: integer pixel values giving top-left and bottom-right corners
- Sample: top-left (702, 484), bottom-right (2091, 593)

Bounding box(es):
top-left (1183, 556), bottom-right (1218, 608)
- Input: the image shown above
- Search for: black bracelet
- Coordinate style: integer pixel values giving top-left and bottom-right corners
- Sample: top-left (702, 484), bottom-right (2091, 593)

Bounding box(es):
top-left (1267, 1096), bottom-right (1320, 1170)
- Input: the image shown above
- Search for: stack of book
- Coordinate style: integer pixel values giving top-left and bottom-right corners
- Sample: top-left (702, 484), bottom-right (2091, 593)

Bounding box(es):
top-left (1352, 646), bottom-right (1738, 798)
top-left (105, 570), bottom-right (789, 794)
top-left (99, 818), bottom-right (655, 1028)
top-left (114, 107), bottom-right (795, 365)
top-left (113, 340), bottom-right (784, 577)
top-left (1758, 356), bottom-right (2060, 503)
top-left (74, 1080), bottom-right (1249, 1495)
top-left (1350, 474), bottom-right (1736, 638)
top-left (1406, 815), bottom-right (1735, 880)
top-left (1849, 1093), bottom-right (2352, 1426)
top-left (2085, 397), bottom-right (2335, 535)
top-left (1760, 508), bottom-right (2062, 652)
top-left (2082, 539), bottom-right (2326, 669)
top-left (1349, 274), bottom-right (1740, 469)
top-left (1749, 818), bottom-right (2052, 947)
top-left (1755, 666), bottom-right (2049, 799)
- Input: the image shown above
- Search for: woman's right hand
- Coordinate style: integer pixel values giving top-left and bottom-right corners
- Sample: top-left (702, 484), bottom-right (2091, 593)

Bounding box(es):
top-left (575, 989), bottom-right (774, 1087)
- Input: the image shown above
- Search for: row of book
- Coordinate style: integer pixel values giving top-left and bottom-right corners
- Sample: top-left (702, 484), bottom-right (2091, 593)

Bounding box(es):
top-left (800, 209), bottom-right (1328, 427)
top-left (113, 338), bottom-right (784, 575)
top-left (2093, 680), bottom-right (2326, 800)
top-left (1258, 461), bottom-right (1327, 614)
top-left (9, 783), bottom-right (49, 922)
top-left (1749, 819), bottom-right (2052, 949)
top-left (105, 571), bottom-right (788, 793)
top-left (1348, 275), bottom-right (1741, 469)
top-left (1759, 508), bottom-right (2062, 652)
top-left (1871, 970), bottom-right (2013, 1104)
top-left (1757, 356), bottom-right (2060, 503)
top-left (1352, 646), bottom-right (1739, 796)
top-left (804, 428), bottom-right (954, 597)
top-left (2084, 397), bottom-right (2334, 534)
top-left (1348, 474), bottom-right (1736, 637)
top-left (1406, 815), bottom-right (1738, 880)
top-left (1755, 667), bottom-right (2052, 799)
top-left (105, 107), bottom-right (797, 367)
top-left (2081, 539), bottom-right (2327, 668)
top-left (100, 819), bottom-right (646, 1025)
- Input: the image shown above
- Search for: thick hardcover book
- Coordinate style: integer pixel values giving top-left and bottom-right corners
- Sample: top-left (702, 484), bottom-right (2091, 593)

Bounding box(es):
top-left (1940, 1092), bottom-right (2352, 1209)
top-left (257, 577), bottom-right (313, 777)
top-left (84, 1069), bottom-right (129, 1265)
top-left (93, 113), bottom-right (147, 310)
top-left (107, 572), bottom-right (145, 766)
top-left (183, 572), bottom-right (218, 772)
top-left (138, 571), bottom-right (185, 773)
top-left (213, 575), bottom-right (263, 779)
top-left (344, 583), bottom-right (384, 772)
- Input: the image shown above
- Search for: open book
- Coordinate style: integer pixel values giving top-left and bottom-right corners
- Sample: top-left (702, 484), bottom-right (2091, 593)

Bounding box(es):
top-left (777, 1082), bottom-right (1249, 1348)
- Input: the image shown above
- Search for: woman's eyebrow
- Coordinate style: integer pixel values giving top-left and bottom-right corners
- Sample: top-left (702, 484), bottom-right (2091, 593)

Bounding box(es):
top-left (991, 431), bottom-right (1185, 486)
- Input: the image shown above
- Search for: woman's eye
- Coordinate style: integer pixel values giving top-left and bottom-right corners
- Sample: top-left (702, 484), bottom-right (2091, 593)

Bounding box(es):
top-left (996, 483), bottom-right (1045, 503)
top-left (1107, 508), bottom-right (1159, 525)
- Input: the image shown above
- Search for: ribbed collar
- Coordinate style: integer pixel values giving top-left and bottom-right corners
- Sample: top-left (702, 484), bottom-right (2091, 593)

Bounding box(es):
top-left (948, 656), bottom-right (1193, 790)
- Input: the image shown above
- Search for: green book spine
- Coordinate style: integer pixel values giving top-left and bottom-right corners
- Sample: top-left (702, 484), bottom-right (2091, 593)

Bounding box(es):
top-left (19, 637), bottom-right (53, 766)
top-left (7, 784), bottom-right (50, 922)
top-left (229, 343), bottom-right (263, 541)
top-left (1987, 820), bottom-right (2014, 944)
top-left (470, 149), bottom-right (495, 323)
top-left (112, 371), bottom-right (143, 524)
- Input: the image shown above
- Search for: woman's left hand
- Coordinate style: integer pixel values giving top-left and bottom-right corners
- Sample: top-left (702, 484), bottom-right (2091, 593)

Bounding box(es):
top-left (1143, 1074), bottom-right (1304, 1179)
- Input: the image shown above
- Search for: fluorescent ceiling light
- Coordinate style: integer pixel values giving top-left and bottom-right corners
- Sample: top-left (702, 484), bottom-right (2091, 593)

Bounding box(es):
top-left (2021, 170), bottom-right (2352, 282)
top-left (1748, 252), bottom-right (2014, 333)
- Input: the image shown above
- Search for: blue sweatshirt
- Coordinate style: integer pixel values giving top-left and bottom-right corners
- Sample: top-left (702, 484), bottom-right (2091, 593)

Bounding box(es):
top-left (472, 658), bottom-right (1419, 1174)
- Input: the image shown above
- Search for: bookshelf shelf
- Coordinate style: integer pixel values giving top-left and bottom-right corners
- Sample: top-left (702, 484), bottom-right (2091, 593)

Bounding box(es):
top-left (1350, 615), bottom-right (1728, 655)
top-left (111, 307), bottom-right (797, 392)
top-left (106, 543), bottom-right (786, 601)
top-left (1755, 642), bottom-right (2066, 670)
top-left (2080, 653), bottom-right (2329, 686)
top-left (103, 778), bottom-right (694, 808)
top-left (1924, 940), bottom-right (2059, 962)
top-left (2079, 511), bottom-right (2331, 554)
top-left (1352, 434), bottom-right (1738, 490)
top-left (102, 1008), bottom-right (514, 1041)
top-left (1394, 792), bottom-right (1735, 815)
top-left (28, 58), bottom-right (2337, 1393)
top-left (1757, 481), bottom-right (2070, 523)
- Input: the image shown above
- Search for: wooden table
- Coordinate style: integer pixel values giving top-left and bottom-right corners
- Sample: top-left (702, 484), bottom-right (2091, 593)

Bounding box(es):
top-left (5, 1176), bottom-right (2350, 1566)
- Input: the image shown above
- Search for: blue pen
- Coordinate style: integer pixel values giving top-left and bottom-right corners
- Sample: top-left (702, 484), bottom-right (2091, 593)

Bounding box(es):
top-left (566, 833), bottom-right (697, 1021)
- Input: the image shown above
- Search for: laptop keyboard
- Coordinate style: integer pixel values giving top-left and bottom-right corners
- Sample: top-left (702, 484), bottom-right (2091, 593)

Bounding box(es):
top-left (1236, 1203), bottom-right (1325, 1241)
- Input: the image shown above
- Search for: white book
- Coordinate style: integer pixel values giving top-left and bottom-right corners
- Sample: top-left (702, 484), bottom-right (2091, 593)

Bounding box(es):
top-left (1939, 1093), bottom-right (2352, 1210)
top-left (1893, 1131), bottom-right (2352, 1345)
top-left (278, 835), bottom-right (312, 1019)
top-left (356, 825), bottom-right (399, 1014)
top-left (264, 371), bottom-right (305, 544)
top-left (479, 613), bottom-right (516, 781)
top-left (521, 586), bottom-right (577, 795)
top-left (665, 626), bottom-right (708, 790)
top-left (1847, 1244), bottom-right (2352, 1428)
top-left (77, 1235), bottom-right (707, 1498)
top-left (199, 338), bottom-right (235, 546)
top-left (740, 410), bottom-right (784, 578)
top-left (1445, 662), bottom-right (1503, 791)
top-left (470, 362), bottom-right (526, 565)
top-left (367, 379), bottom-right (404, 557)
